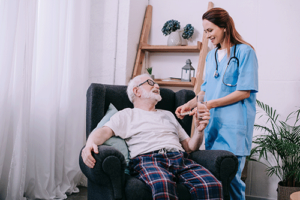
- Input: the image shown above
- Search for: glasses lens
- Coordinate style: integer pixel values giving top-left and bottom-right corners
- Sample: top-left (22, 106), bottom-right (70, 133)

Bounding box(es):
top-left (147, 79), bottom-right (155, 86)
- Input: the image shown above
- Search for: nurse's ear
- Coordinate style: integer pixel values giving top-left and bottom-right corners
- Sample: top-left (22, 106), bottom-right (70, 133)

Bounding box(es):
top-left (224, 28), bottom-right (226, 32)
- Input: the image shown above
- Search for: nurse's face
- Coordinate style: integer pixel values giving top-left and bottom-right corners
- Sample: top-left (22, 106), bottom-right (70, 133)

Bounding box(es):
top-left (203, 19), bottom-right (225, 47)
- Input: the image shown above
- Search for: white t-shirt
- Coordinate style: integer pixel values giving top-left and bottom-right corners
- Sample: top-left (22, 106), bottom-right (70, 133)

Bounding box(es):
top-left (104, 108), bottom-right (189, 158)
top-left (217, 48), bottom-right (227, 62)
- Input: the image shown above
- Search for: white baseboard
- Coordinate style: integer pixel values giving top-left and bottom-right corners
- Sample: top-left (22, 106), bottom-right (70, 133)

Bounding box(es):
top-left (246, 195), bottom-right (275, 200)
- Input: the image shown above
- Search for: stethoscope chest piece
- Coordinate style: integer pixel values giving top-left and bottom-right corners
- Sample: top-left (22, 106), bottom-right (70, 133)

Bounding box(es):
top-left (214, 70), bottom-right (219, 78)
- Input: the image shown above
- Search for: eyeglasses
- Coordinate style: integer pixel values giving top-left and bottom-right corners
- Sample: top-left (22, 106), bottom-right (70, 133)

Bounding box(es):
top-left (137, 79), bottom-right (157, 87)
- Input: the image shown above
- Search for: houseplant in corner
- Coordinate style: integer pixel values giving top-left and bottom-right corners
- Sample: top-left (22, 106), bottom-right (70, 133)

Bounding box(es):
top-left (161, 19), bottom-right (181, 46)
top-left (146, 67), bottom-right (154, 80)
top-left (249, 100), bottom-right (300, 200)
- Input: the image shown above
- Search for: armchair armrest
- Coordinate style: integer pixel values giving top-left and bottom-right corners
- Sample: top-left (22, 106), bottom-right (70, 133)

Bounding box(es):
top-left (190, 150), bottom-right (238, 200)
top-left (79, 145), bottom-right (127, 199)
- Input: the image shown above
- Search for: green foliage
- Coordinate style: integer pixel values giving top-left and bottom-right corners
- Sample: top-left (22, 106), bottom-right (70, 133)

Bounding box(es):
top-left (182, 24), bottom-right (194, 39)
top-left (161, 20), bottom-right (180, 36)
top-left (146, 67), bottom-right (152, 75)
top-left (249, 100), bottom-right (300, 187)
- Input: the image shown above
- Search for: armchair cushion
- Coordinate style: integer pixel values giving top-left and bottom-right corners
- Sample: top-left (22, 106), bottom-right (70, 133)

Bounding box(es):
top-left (95, 103), bottom-right (130, 173)
top-left (96, 103), bottom-right (118, 128)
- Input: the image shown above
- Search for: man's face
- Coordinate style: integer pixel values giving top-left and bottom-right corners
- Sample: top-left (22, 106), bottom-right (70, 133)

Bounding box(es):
top-left (137, 77), bottom-right (162, 102)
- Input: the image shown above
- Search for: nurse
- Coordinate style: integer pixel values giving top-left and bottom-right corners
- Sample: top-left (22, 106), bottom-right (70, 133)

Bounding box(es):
top-left (175, 8), bottom-right (258, 200)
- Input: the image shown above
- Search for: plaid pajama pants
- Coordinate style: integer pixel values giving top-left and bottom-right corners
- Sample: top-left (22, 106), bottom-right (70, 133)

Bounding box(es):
top-left (129, 151), bottom-right (223, 200)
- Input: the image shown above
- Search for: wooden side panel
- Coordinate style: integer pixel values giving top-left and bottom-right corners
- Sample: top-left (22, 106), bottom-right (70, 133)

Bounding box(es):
top-left (132, 5), bottom-right (152, 78)
top-left (193, 2), bottom-right (214, 94)
top-left (191, 2), bottom-right (214, 137)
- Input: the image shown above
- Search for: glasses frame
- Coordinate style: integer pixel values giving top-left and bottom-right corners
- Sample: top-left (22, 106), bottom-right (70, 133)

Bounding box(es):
top-left (137, 79), bottom-right (157, 87)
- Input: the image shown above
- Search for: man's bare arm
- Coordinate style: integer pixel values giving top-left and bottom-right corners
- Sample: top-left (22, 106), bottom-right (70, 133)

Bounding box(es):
top-left (81, 126), bottom-right (114, 168)
top-left (180, 109), bottom-right (210, 153)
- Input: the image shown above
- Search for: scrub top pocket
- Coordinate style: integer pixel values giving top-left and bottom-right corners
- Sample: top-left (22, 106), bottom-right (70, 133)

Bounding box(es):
top-left (223, 59), bottom-right (239, 86)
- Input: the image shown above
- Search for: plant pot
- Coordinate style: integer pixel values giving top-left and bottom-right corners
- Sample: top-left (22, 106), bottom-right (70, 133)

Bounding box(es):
top-left (167, 31), bottom-right (181, 46)
top-left (278, 181), bottom-right (300, 200)
top-left (150, 75), bottom-right (155, 80)
top-left (178, 29), bottom-right (187, 46)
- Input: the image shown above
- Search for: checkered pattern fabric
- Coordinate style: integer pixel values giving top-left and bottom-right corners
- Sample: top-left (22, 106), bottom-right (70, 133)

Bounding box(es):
top-left (130, 151), bottom-right (223, 200)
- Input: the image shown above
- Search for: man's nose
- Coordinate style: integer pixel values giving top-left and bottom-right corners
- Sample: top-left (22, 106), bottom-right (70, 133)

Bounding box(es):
top-left (154, 83), bottom-right (159, 89)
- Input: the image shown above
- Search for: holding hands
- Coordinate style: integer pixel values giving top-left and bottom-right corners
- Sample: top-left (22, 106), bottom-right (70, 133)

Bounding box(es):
top-left (194, 107), bottom-right (210, 132)
top-left (175, 94), bottom-right (210, 132)
top-left (175, 103), bottom-right (196, 119)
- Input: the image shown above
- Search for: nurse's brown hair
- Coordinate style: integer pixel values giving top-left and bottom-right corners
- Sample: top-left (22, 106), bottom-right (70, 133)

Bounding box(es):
top-left (202, 8), bottom-right (254, 56)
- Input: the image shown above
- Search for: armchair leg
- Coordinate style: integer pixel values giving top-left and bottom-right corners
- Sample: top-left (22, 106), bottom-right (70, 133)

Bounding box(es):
top-left (87, 180), bottom-right (117, 200)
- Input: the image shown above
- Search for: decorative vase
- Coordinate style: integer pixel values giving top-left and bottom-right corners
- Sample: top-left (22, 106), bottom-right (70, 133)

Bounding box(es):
top-left (150, 75), bottom-right (155, 80)
top-left (181, 38), bottom-right (188, 46)
top-left (167, 31), bottom-right (181, 46)
top-left (278, 181), bottom-right (300, 200)
top-left (178, 29), bottom-right (188, 46)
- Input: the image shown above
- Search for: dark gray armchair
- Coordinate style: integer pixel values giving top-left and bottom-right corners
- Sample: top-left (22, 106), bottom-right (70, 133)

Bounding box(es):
top-left (79, 83), bottom-right (238, 200)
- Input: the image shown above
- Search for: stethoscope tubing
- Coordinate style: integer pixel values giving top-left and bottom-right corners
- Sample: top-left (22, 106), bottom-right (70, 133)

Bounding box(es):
top-left (214, 44), bottom-right (239, 87)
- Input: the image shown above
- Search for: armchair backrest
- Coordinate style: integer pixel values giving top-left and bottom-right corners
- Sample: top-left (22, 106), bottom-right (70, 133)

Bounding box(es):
top-left (86, 83), bottom-right (195, 139)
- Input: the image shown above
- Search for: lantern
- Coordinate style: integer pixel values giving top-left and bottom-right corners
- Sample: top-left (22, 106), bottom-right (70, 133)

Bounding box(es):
top-left (181, 59), bottom-right (195, 82)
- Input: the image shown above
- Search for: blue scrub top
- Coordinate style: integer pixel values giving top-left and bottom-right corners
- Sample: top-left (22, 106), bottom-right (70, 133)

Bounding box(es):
top-left (201, 44), bottom-right (258, 156)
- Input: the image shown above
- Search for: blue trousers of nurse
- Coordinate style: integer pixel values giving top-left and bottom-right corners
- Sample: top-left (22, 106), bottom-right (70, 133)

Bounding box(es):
top-left (130, 151), bottom-right (223, 200)
top-left (230, 156), bottom-right (246, 200)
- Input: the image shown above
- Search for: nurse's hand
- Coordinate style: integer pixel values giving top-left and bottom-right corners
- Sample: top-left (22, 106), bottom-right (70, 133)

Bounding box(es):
top-left (194, 108), bottom-right (210, 132)
top-left (175, 104), bottom-right (195, 119)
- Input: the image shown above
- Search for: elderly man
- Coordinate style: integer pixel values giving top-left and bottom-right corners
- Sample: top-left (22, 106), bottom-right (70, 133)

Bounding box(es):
top-left (81, 74), bottom-right (223, 200)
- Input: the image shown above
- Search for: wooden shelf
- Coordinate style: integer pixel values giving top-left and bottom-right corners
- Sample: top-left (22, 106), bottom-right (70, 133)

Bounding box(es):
top-left (154, 77), bottom-right (195, 87)
top-left (141, 41), bottom-right (202, 52)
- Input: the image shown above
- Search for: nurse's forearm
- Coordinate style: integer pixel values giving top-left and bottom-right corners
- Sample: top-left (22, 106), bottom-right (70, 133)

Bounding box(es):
top-left (187, 91), bottom-right (206, 108)
top-left (207, 90), bottom-right (250, 109)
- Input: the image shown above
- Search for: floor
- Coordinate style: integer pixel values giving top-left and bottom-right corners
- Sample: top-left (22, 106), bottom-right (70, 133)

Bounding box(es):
top-left (66, 186), bottom-right (87, 200)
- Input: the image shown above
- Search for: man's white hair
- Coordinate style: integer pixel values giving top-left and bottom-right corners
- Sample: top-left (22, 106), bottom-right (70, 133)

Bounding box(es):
top-left (127, 74), bottom-right (151, 103)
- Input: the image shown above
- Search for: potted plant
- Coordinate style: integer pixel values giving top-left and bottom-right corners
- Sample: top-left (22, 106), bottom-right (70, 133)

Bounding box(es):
top-left (180, 24), bottom-right (194, 46)
top-left (249, 100), bottom-right (300, 200)
top-left (161, 19), bottom-right (181, 46)
top-left (182, 24), bottom-right (194, 40)
top-left (146, 67), bottom-right (154, 80)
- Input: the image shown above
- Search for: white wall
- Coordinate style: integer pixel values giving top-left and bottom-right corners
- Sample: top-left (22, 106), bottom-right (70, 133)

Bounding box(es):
top-left (89, 0), bottom-right (148, 85)
top-left (89, 0), bottom-right (118, 84)
top-left (89, 0), bottom-right (300, 199)
top-left (115, 0), bottom-right (149, 85)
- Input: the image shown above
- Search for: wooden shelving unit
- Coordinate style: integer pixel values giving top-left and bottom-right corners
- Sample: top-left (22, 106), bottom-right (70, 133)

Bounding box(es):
top-left (132, 3), bottom-right (213, 90)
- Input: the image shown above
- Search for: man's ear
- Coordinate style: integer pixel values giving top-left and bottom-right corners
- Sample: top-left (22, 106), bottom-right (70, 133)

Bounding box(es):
top-left (133, 87), bottom-right (141, 98)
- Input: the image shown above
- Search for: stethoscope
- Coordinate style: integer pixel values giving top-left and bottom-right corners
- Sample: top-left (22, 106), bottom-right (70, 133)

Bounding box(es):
top-left (214, 44), bottom-right (239, 87)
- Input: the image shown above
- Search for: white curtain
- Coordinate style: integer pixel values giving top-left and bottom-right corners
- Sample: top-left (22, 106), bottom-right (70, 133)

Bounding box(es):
top-left (0, 0), bottom-right (90, 199)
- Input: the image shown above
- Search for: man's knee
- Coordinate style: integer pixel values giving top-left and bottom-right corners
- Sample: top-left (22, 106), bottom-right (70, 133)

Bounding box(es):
top-left (183, 174), bottom-right (223, 199)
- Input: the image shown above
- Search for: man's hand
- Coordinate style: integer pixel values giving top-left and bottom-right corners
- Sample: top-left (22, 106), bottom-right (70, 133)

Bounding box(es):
top-left (81, 142), bottom-right (99, 168)
top-left (194, 108), bottom-right (210, 132)
top-left (175, 103), bottom-right (195, 119)
top-left (81, 126), bottom-right (114, 168)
